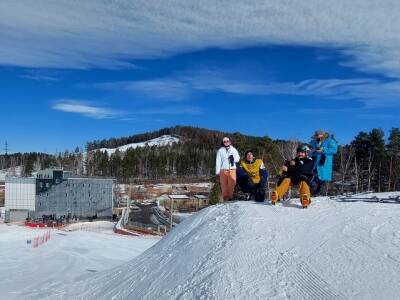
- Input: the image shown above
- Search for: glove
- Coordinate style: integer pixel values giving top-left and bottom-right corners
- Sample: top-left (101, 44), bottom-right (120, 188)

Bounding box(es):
top-left (229, 155), bottom-right (235, 166)
top-left (318, 154), bottom-right (326, 166)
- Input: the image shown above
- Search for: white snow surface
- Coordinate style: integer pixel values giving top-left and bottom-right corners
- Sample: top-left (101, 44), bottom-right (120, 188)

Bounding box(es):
top-left (95, 135), bottom-right (180, 155)
top-left (6, 193), bottom-right (400, 299)
top-left (0, 223), bottom-right (159, 299)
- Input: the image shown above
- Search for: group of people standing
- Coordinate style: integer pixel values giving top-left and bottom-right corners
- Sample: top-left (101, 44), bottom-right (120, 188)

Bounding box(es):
top-left (215, 130), bottom-right (338, 208)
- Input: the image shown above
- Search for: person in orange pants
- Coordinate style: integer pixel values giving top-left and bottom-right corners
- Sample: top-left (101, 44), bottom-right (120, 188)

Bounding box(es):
top-left (216, 137), bottom-right (240, 201)
top-left (219, 169), bottom-right (237, 200)
top-left (271, 145), bottom-right (314, 208)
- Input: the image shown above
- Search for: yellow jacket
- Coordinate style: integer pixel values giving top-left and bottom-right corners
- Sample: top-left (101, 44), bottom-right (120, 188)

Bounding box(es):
top-left (240, 159), bottom-right (265, 184)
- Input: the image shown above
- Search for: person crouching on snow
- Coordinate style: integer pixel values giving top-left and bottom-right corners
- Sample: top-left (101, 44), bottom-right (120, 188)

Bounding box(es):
top-left (237, 150), bottom-right (268, 202)
top-left (271, 145), bottom-right (314, 208)
top-left (216, 137), bottom-right (240, 201)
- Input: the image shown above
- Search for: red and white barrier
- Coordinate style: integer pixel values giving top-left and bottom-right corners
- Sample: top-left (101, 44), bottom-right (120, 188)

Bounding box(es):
top-left (32, 230), bottom-right (51, 248)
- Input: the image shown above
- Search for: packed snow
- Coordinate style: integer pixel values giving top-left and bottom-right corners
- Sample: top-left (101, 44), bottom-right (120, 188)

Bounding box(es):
top-left (3, 193), bottom-right (400, 299)
top-left (95, 135), bottom-right (180, 155)
top-left (0, 223), bottom-right (159, 299)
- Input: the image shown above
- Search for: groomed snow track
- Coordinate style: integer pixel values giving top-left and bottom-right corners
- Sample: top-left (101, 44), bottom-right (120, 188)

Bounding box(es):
top-left (28, 193), bottom-right (400, 300)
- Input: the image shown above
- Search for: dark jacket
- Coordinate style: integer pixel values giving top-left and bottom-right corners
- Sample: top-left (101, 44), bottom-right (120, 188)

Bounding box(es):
top-left (283, 156), bottom-right (314, 185)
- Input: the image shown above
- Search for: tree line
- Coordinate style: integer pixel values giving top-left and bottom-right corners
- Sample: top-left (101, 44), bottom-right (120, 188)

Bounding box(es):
top-left (1, 126), bottom-right (400, 193)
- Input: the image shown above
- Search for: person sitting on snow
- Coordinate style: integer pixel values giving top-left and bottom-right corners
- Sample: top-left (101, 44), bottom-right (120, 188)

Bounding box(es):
top-left (237, 150), bottom-right (268, 202)
top-left (271, 145), bottom-right (314, 208)
top-left (309, 129), bottom-right (338, 196)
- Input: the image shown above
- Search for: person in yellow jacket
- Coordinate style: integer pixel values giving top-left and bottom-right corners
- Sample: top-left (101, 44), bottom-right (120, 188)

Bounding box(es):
top-left (237, 150), bottom-right (268, 202)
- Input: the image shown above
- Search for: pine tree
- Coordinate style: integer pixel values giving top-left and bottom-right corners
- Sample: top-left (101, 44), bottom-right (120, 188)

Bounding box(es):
top-left (387, 128), bottom-right (400, 191)
top-left (208, 176), bottom-right (221, 205)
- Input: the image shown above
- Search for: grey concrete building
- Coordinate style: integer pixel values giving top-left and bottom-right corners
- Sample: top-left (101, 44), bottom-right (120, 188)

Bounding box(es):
top-left (5, 168), bottom-right (113, 222)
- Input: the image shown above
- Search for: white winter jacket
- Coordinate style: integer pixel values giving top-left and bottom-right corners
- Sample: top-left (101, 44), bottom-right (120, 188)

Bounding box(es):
top-left (215, 146), bottom-right (240, 175)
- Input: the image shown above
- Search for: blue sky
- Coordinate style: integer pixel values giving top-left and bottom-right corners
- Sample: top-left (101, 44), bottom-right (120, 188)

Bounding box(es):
top-left (1, 1), bottom-right (399, 153)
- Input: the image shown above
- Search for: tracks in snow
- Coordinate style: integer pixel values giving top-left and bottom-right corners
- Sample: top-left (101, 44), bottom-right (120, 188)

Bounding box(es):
top-left (278, 251), bottom-right (348, 300)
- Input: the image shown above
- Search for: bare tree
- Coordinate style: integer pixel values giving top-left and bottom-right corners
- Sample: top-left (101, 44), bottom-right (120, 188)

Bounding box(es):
top-left (276, 140), bottom-right (299, 161)
top-left (367, 150), bottom-right (374, 192)
top-left (353, 156), bottom-right (359, 194)
top-left (339, 146), bottom-right (354, 193)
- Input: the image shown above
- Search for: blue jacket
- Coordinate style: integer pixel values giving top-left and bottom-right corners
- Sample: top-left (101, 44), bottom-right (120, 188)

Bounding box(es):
top-left (309, 135), bottom-right (338, 181)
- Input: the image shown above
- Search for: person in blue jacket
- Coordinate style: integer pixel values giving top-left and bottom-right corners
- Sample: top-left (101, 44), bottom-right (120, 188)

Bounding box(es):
top-left (309, 129), bottom-right (338, 195)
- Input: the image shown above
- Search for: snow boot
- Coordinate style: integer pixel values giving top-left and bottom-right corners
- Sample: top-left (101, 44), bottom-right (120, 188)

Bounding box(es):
top-left (271, 191), bottom-right (278, 205)
top-left (301, 194), bottom-right (310, 209)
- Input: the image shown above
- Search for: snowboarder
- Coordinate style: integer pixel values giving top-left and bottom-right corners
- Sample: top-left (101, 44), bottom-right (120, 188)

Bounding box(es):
top-left (216, 137), bottom-right (240, 201)
top-left (271, 145), bottom-right (314, 208)
top-left (237, 150), bottom-right (268, 202)
top-left (309, 129), bottom-right (338, 196)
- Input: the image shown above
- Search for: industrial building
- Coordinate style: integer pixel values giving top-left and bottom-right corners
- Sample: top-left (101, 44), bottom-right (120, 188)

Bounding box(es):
top-left (5, 168), bottom-right (113, 222)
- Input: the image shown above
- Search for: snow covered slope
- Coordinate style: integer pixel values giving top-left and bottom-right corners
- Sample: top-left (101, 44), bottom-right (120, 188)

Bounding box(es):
top-left (24, 193), bottom-right (400, 299)
top-left (95, 135), bottom-right (180, 155)
top-left (0, 224), bottom-right (159, 299)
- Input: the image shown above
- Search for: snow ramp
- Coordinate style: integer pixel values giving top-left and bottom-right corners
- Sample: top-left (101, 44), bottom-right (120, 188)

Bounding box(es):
top-left (30, 195), bottom-right (400, 300)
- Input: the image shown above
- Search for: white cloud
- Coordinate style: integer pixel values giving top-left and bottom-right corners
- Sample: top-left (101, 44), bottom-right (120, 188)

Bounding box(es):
top-left (52, 99), bottom-right (202, 120)
top-left (52, 100), bottom-right (122, 119)
top-left (131, 106), bottom-right (203, 115)
top-left (96, 70), bottom-right (400, 107)
top-left (20, 70), bottom-right (60, 81)
top-left (0, 1), bottom-right (400, 78)
top-left (96, 80), bottom-right (190, 100)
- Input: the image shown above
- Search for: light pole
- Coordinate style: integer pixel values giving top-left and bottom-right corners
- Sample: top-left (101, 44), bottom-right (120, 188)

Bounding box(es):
top-left (170, 197), bottom-right (173, 231)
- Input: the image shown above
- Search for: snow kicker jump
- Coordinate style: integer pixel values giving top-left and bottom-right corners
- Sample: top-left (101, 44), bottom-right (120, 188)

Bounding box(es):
top-left (27, 193), bottom-right (400, 300)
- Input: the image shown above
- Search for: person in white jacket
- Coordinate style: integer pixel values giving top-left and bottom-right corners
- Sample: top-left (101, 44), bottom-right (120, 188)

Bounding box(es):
top-left (216, 137), bottom-right (240, 201)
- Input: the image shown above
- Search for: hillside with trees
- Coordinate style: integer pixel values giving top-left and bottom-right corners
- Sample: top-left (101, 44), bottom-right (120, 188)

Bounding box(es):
top-left (1, 126), bottom-right (400, 193)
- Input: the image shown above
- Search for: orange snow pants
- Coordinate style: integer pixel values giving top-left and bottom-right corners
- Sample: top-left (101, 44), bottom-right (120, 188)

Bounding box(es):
top-left (275, 178), bottom-right (310, 201)
top-left (219, 169), bottom-right (237, 201)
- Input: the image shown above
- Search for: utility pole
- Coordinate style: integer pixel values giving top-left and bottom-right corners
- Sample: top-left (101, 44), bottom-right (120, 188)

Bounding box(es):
top-left (170, 198), bottom-right (174, 232)
top-left (3, 141), bottom-right (9, 169)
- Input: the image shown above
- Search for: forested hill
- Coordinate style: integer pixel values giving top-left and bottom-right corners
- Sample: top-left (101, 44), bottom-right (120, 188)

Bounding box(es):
top-left (84, 126), bottom-right (279, 181)
top-left (85, 126), bottom-right (274, 153)
top-left (1, 126), bottom-right (400, 193)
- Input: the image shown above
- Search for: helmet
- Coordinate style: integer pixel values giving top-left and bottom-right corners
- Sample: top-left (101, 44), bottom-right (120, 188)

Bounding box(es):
top-left (296, 144), bottom-right (310, 153)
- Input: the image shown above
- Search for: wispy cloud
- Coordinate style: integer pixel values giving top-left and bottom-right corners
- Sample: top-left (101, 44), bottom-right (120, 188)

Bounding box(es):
top-left (96, 80), bottom-right (190, 100)
top-left (131, 106), bottom-right (203, 115)
top-left (96, 70), bottom-right (400, 107)
top-left (20, 69), bottom-right (63, 81)
top-left (52, 99), bottom-right (202, 120)
top-left (0, 1), bottom-right (400, 79)
top-left (21, 74), bottom-right (59, 81)
top-left (52, 100), bottom-right (122, 119)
